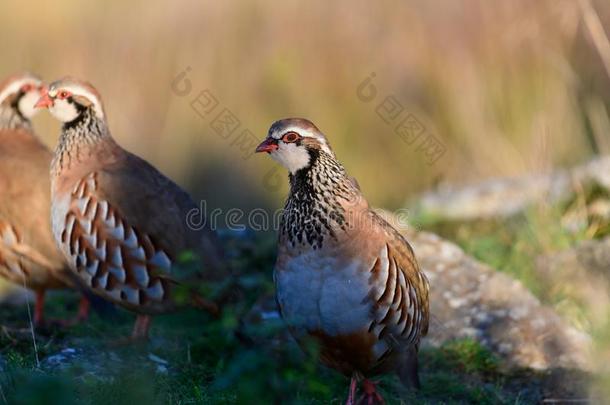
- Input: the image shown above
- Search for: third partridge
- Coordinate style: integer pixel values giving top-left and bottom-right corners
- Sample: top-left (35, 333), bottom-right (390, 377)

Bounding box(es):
top-left (0, 73), bottom-right (90, 326)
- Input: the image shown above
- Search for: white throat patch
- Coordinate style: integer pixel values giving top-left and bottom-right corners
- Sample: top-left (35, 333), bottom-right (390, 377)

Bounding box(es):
top-left (18, 90), bottom-right (41, 119)
top-left (0, 78), bottom-right (41, 119)
top-left (48, 98), bottom-right (81, 123)
top-left (270, 142), bottom-right (311, 174)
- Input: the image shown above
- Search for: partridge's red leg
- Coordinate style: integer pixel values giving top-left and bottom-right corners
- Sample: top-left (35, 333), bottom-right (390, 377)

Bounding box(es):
top-left (346, 375), bottom-right (358, 405)
top-left (33, 290), bottom-right (45, 326)
top-left (76, 296), bottom-right (90, 322)
top-left (131, 314), bottom-right (152, 340)
top-left (358, 379), bottom-right (385, 405)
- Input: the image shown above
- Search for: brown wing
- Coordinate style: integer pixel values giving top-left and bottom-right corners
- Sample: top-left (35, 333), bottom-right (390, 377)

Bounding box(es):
top-left (58, 153), bottom-right (223, 313)
top-left (366, 213), bottom-right (430, 364)
top-left (59, 172), bottom-right (177, 313)
top-left (94, 152), bottom-right (223, 271)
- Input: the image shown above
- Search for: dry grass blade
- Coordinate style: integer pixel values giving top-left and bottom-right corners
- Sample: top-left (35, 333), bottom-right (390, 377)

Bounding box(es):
top-left (579, 0), bottom-right (610, 80)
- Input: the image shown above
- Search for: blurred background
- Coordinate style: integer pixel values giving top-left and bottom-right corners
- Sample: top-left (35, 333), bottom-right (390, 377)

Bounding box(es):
top-left (2, 0), bottom-right (607, 211)
top-left (1, 0), bottom-right (610, 402)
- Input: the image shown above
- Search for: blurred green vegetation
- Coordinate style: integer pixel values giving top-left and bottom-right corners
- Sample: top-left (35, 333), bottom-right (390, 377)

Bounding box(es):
top-left (0, 232), bottom-right (589, 404)
top-left (0, 309), bottom-right (564, 405)
top-left (419, 183), bottom-right (609, 311)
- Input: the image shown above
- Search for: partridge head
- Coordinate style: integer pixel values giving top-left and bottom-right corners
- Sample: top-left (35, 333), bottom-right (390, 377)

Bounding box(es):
top-left (35, 77), bottom-right (105, 124)
top-left (256, 118), bottom-right (335, 173)
top-left (0, 73), bottom-right (45, 126)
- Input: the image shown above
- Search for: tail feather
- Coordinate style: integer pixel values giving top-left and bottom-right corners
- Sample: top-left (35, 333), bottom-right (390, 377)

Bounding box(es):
top-left (397, 346), bottom-right (421, 389)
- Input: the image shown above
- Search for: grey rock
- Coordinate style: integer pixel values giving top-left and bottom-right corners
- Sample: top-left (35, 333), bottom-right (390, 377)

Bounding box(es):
top-left (41, 346), bottom-right (172, 380)
top-left (415, 156), bottom-right (610, 221)
top-left (407, 230), bottom-right (592, 370)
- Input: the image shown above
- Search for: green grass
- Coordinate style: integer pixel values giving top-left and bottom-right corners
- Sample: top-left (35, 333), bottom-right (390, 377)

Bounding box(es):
top-left (0, 329), bottom-right (549, 405)
top-left (0, 225), bottom-right (598, 404)
top-left (420, 201), bottom-right (594, 300)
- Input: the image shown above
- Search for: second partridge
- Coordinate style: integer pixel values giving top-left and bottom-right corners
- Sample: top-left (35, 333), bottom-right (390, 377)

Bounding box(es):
top-left (36, 77), bottom-right (225, 339)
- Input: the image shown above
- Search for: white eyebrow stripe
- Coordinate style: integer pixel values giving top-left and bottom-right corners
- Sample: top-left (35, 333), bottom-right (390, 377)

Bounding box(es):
top-left (0, 78), bottom-right (39, 105)
top-left (271, 125), bottom-right (318, 139)
top-left (271, 125), bottom-right (334, 156)
top-left (51, 84), bottom-right (104, 119)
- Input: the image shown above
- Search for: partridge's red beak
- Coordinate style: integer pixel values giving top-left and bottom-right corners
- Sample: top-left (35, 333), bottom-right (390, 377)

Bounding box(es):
top-left (255, 138), bottom-right (279, 153)
top-left (34, 91), bottom-right (53, 109)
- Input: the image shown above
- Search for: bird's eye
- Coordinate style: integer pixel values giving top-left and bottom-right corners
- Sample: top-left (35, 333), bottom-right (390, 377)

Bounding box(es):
top-left (20, 84), bottom-right (33, 93)
top-left (282, 132), bottom-right (300, 143)
top-left (58, 90), bottom-right (70, 99)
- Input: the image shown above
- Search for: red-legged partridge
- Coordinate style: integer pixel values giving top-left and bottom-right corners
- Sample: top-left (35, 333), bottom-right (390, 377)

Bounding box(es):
top-left (256, 118), bottom-right (430, 404)
top-left (35, 77), bottom-right (225, 339)
top-left (0, 73), bottom-right (90, 326)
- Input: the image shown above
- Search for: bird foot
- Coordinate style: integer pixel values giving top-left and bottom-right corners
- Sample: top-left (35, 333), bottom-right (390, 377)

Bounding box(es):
top-left (345, 376), bottom-right (358, 405)
top-left (356, 379), bottom-right (385, 405)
